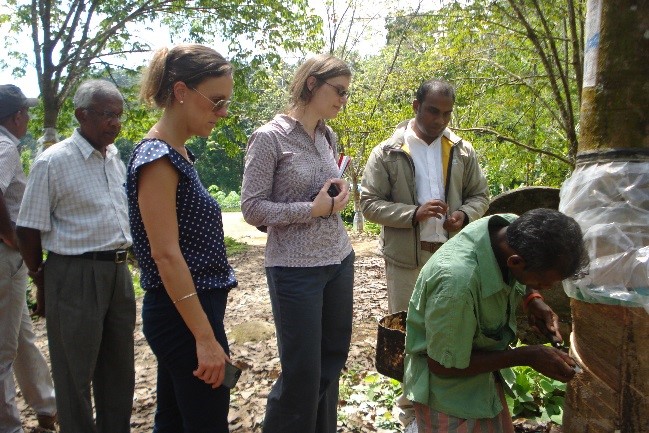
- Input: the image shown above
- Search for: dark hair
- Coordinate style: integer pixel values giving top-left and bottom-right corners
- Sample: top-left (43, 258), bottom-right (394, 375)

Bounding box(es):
top-left (507, 208), bottom-right (588, 278)
top-left (140, 44), bottom-right (232, 108)
top-left (287, 54), bottom-right (351, 111)
top-left (415, 79), bottom-right (455, 103)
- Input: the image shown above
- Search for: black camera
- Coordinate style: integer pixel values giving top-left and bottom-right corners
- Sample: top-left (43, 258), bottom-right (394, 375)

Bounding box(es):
top-left (326, 184), bottom-right (339, 197)
top-left (222, 361), bottom-right (242, 388)
top-left (311, 184), bottom-right (339, 201)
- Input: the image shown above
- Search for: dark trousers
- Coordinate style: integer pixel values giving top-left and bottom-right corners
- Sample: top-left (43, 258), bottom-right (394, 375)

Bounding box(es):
top-left (44, 254), bottom-right (136, 433)
top-left (143, 289), bottom-right (230, 433)
top-left (263, 251), bottom-right (355, 433)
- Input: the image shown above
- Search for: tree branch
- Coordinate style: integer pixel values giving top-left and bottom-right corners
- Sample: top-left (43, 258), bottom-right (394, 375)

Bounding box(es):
top-left (453, 126), bottom-right (573, 166)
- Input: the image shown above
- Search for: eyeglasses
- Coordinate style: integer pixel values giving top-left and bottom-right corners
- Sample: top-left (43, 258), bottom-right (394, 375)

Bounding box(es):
top-left (190, 87), bottom-right (231, 112)
top-left (321, 81), bottom-right (350, 98)
top-left (85, 108), bottom-right (125, 122)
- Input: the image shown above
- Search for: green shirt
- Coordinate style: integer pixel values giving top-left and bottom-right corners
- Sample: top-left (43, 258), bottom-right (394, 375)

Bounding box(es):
top-left (403, 214), bottom-right (525, 419)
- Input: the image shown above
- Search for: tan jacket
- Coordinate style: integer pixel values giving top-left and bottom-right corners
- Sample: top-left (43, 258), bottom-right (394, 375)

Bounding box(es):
top-left (360, 120), bottom-right (489, 269)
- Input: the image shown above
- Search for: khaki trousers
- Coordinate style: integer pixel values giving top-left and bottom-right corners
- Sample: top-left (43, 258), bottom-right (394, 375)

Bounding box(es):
top-left (384, 249), bottom-right (433, 314)
top-left (0, 243), bottom-right (56, 433)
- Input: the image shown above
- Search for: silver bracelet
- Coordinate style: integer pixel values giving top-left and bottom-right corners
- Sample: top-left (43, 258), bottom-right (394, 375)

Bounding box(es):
top-left (173, 292), bottom-right (198, 304)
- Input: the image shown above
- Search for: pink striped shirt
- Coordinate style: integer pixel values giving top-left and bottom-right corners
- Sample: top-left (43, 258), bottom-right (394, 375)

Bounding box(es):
top-left (241, 115), bottom-right (352, 267)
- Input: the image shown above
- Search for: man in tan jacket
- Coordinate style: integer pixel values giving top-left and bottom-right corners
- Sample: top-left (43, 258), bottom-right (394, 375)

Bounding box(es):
top-left (360, 79), bottom-right (489, 430)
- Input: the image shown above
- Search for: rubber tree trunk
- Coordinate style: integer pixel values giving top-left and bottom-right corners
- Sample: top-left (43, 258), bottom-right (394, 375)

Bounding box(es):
top-left (561, 1), bottom-right (649, 432)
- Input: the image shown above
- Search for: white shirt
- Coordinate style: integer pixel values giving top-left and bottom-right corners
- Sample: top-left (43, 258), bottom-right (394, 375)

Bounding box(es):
top-left (0, 126), bottom-right (27, 223)
top-left (17, 129), bottom-right (132, 254)
top-left (405, 122), bottom-right (448, 243)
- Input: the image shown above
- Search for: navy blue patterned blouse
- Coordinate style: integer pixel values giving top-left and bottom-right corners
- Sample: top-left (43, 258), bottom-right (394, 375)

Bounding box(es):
top-left (126, 138), bottom-right (237, 293)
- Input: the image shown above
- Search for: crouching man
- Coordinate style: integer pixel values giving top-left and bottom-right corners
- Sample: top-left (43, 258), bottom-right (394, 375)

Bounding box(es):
top-left (404, 209), bottom-right (587, 432)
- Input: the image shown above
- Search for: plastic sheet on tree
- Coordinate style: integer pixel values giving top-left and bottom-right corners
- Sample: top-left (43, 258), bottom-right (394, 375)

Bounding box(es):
top-left (559, 161), bottom-right (649, 312)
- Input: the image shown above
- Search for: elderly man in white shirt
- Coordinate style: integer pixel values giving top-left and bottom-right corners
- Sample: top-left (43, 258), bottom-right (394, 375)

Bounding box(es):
top-left (0, 84), bottom-right (57, 433)
top-left (16, 79), bottom-right (135, 433)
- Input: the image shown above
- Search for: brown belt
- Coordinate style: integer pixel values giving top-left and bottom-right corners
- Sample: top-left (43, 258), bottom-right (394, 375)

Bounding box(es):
top-left (420, 241), bottom-right (444, 253)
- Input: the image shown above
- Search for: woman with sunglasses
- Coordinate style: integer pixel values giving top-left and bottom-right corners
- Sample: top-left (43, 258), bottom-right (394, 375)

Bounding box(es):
top-left (126, 44), bottom-right (237, 432)
top-left (241, 54), bottom-right (354, 433)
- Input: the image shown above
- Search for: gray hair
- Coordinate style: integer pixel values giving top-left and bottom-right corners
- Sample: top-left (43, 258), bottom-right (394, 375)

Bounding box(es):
top-left (73, 79), bottom-right (124, 109)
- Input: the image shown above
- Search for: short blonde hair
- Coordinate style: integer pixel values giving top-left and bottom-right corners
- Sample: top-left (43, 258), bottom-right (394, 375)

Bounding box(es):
top-left (140, 44), bottom-right (232, 108)
top-left (287, 54), bottom-right (351, 111)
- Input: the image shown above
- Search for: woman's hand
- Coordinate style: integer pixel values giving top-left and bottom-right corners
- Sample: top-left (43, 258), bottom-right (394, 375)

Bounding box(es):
top-left (194, 336), bottom-right (230, 388)
top-left (311, 179), bottom-right (350, 217)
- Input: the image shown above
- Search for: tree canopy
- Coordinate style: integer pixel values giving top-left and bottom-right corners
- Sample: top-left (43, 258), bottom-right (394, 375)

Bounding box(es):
top-left (326, 0), bottom-right (585, 194)
top-left (2, 0), bottom-right (588, 199)
top-left (1, 0), bottom-right (322, 141)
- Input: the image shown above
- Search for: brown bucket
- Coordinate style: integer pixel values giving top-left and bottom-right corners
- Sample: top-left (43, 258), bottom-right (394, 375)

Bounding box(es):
top-left (375, 310), bottom-right (407, 382)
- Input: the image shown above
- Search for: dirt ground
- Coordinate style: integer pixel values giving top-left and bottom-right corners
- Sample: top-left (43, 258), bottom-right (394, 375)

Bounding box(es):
top-left (17, 213), bottom-right (562, 432)
top-left (18, 213), bottom-right (389, 433)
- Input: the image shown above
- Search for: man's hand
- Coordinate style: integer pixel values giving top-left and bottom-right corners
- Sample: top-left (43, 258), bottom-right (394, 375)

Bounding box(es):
top-left (443, 210), bottom-right (465, 232)
top-left (33, 287), bottom-right (46, 317)
top-left (415, 200), bottom-right (448, 223)
top-left (525, 345), bottom-right (577, 383)
top-left (527, 297), bottom-right (562, 346)
top-left (0, 234), bottom-right (19, 249)
top-left (29, 264), bottom-right (46, 316)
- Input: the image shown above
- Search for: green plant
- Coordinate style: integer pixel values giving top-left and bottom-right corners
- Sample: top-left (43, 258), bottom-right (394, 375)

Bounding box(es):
top-left (501, 347), bottom-right (566, 424)
top-left (364, 221), bottom-right (381, 235)
top-left (26, 285), bottom-right (36, 312)
top-left (21, 148), bottom-right (33, 175)
top-left (340, 200), bottom-right (356, 226)
top-left (224, 236), bottom-right (248, 256)
top-left (207, 185), bottom-right (241, 211)
top-left (130, 264), bottom-right (144, 297)
top-left (338, 370), bottom-right (401, 430)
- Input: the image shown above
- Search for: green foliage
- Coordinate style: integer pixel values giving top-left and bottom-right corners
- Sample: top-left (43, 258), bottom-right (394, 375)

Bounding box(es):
top-left (1, 0), bottom-right (323, 137)
top-left (223, 236), bottom-right (248, 256)
top-left (339, 370), bottom-right (402, 431)
top-left (26, 284), bottom-right (36, 312)
top-left (338, 199), bottom-right (380, 234)
top-left (330, 0), bottom-right (584, 195)
top-left (130, 263), bottom-right (144, 298)
top-left (7, 0), bottom-right (587, 230)
top-left (189, 137), bottom-right (244, 195)
top-left (340, 199), bottom-right (356, 226)
top-left (501, 349), bottom-right (566, 424)
top-left (207, 185), bottom-right (241, 211)
top-left (20, 147), bottom-right (32, 175)
top-left (364, 221), bottom-right (381, 236)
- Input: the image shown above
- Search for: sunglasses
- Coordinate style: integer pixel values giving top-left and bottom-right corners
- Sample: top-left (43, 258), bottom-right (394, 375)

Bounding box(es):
top-left (321, 81), bottom-right (350, 98)
top-left (190, 87), bottom-right (231, 112)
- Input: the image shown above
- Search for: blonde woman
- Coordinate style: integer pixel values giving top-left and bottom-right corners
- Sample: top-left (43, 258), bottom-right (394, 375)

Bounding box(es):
top-left (241, 54), bottom-right (354, 433)
top-left (127, 44), bottom-right (237, 432)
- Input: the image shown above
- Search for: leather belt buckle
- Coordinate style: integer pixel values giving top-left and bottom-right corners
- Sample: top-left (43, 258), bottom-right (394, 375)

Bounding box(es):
top-left (420, 241), bottom-right (443, 253)
top-left (115, 250), bottom-right (127, 263)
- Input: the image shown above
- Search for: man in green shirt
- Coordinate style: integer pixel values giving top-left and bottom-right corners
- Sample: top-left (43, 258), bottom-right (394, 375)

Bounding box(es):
top-left (404, 209), bottom-right (586, 432)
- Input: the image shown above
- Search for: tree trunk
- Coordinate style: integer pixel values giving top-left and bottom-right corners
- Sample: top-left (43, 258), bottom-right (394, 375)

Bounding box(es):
top-left (560, 1), bottom-right (649, 431)
top-left (349, 161), bottom-right (364, 233)
top-left (39, 81), bottom-right (62, 149)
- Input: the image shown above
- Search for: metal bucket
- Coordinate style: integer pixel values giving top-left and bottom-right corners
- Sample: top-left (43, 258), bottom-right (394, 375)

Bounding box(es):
top-left (375, 311), bottom-right (407, 382)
